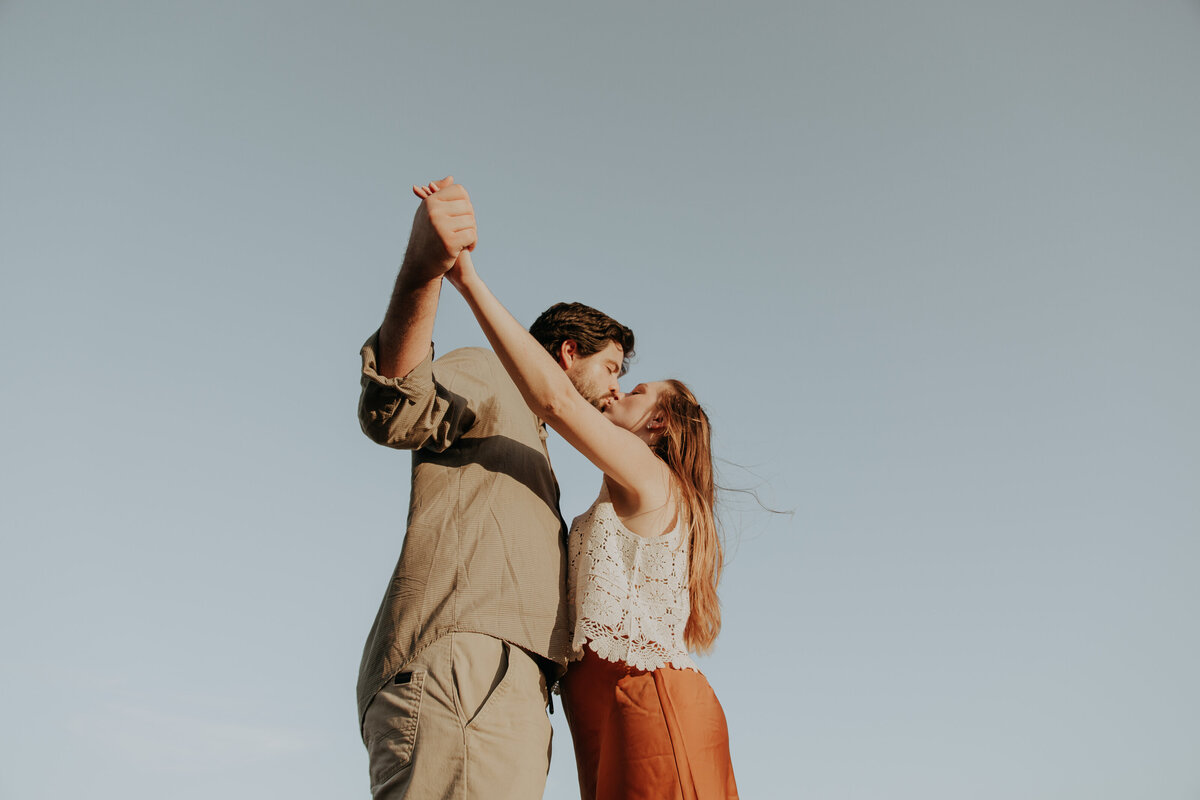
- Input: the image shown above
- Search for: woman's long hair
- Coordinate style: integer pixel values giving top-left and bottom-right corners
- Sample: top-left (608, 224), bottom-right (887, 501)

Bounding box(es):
top-left (652, 380), bottom-right (723, 653)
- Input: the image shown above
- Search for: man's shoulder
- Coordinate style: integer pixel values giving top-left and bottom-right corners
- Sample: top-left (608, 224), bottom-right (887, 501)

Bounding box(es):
top-left (422, 346), bottom-right (539, 444)
top-left (431, 346), bottom-right (503, 383)
top-left (432, 346), bottom-right (533, 426)
top-left (434, 345), bottom-right (499, 368)
top-left (431, 346), bottom-right (511, 397)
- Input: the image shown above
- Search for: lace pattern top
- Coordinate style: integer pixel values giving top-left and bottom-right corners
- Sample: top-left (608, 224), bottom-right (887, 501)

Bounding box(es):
top-left (566, 484), bottom-right (698, 672)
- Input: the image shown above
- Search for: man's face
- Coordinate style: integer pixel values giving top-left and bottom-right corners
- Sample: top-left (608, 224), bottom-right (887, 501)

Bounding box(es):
top-left (564, 340), bottom-right (624, 410)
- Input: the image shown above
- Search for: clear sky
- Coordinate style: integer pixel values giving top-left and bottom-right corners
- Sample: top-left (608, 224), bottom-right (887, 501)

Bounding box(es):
top-left (2, 1), bottom-right (1198, 798)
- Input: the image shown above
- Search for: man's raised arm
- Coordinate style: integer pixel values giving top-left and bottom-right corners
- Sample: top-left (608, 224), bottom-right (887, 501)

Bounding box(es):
top-left (375, 176), bottom-right (477, 379)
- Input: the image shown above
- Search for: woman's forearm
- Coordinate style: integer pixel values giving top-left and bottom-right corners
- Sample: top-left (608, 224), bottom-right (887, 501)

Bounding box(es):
top-left (455, 267), bottom-right (579, 420)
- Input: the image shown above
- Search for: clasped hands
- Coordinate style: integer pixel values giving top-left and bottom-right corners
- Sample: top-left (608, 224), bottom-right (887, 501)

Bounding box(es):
top-left (403, 176), bottom-right (477, 289)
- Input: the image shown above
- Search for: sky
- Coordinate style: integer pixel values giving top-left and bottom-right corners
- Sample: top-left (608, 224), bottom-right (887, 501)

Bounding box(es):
top-left (2, 1), bottom-right (1198, 798)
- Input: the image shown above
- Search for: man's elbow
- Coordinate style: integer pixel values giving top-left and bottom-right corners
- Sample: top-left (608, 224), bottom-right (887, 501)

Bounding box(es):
top-left (359, 412), bottom-right (395, 446)
top-left (358, 408), bottom-right (422, 450)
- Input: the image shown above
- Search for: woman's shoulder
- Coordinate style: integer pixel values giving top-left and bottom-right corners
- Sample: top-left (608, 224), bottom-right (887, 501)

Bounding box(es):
top-left (578, 480), bottom-right (683, 543)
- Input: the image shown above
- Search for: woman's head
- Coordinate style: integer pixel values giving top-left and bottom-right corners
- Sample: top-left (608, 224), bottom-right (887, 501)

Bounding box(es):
top-left (601, 380), bottom-right (672, 441)
top-left (602, 380), bottom-right (711, 485)
top-left (606, 379), bottom-right (724, 653)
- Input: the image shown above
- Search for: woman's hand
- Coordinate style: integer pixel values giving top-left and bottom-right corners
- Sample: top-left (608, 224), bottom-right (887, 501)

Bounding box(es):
top-left (412, 181), bottom-right (440, 201)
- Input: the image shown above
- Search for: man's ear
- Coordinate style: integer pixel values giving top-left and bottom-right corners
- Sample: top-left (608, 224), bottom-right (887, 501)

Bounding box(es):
top-left (557, 340), bottom-right (578, 370)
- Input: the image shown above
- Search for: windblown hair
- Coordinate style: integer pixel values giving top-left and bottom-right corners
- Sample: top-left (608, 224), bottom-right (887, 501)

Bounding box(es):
top-left (529, 302), bottom-right (636, 375)
top-left (652, 380), bottom-right (723, 654)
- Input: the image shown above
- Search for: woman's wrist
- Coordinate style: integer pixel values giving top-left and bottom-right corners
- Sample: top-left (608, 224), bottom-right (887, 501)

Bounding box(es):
top-left (448, 268), bottom-right (482, 298)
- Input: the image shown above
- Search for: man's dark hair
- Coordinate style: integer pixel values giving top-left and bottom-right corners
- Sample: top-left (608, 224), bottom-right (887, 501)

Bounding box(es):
top-left (529, 302), bottom-right (635, 376)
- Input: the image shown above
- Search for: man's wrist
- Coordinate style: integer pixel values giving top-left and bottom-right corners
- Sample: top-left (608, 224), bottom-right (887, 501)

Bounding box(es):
top-left (397, 256), bottom-right (448, 290)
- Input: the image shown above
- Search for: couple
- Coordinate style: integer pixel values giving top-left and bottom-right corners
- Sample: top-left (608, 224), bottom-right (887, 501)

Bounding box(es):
top-left (356, 176), bottom-right (738, 800)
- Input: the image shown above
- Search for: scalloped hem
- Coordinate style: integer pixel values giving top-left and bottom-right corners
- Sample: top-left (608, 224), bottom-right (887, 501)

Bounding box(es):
top-left (567, 635), bottom-right (700, 674)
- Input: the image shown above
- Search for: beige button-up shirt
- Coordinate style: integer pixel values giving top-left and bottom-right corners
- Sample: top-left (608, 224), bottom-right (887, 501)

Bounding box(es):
top-left (356, 334), bottom-right (571, 723)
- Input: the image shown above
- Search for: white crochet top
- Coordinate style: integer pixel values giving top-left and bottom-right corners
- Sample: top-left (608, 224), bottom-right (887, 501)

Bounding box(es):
top-left (566, 484), bottom-right (698, 672)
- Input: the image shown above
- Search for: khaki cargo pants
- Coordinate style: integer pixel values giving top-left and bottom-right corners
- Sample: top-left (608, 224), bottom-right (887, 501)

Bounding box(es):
top-left (362, 633), bottom-right (552, 799)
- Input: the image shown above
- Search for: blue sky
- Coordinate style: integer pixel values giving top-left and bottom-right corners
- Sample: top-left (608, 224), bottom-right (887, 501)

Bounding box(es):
top-left (2, 1), bottom-right (1198, 798)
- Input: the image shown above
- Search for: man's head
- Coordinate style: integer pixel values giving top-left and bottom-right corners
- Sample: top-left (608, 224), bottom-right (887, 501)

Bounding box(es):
top-left (529, 302), bottom-right (635, 410)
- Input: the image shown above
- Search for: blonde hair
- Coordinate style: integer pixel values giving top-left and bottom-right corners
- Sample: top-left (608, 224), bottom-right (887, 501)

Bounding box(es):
top-left (652, 380), bottom-right (723, 653)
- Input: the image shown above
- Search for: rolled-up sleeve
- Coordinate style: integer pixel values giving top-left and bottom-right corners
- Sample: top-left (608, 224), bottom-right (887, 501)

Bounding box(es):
top-left (357, 332), bottom-right (474, 452)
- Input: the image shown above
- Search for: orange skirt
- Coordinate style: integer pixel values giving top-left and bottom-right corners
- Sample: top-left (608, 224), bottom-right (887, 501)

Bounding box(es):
top-left (560, 646), bottom-right (739, 800)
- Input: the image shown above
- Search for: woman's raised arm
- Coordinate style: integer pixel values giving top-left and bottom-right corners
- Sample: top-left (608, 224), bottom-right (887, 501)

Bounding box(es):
top-left (447, 251), bottom-right (673, 514)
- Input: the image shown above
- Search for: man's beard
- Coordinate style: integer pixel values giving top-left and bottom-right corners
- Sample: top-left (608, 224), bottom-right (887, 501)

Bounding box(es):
top-left (569, 373), bottom-right (612, 411)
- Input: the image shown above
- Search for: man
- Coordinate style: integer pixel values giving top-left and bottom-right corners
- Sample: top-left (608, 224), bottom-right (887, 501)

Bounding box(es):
top-left (355, 176), bottom-right (635, 799)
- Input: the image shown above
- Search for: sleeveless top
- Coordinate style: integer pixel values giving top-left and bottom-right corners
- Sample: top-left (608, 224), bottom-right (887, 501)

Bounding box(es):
top-left (566, 483), bottom-right (699, 672)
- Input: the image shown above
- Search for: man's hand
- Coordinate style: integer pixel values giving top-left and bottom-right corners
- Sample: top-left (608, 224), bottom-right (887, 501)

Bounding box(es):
top-left (401, 176), bottom-right (476, 283)
top-left (414, 181), bottom-right (480, 292)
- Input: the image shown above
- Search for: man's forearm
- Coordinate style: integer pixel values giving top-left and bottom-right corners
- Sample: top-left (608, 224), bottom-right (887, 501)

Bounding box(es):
top-left (376, 269), bottom-right (442, 379)
top-left (374, 176), bottom-right (475, 378)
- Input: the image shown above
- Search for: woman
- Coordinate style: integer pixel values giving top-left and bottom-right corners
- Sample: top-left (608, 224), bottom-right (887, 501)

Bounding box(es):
top-left (415, 185), bottom-right (738, 800)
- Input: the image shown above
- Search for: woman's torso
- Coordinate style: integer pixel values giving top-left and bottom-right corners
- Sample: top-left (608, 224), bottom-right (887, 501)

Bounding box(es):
top-left (566, 483), bottom-right (698, 672)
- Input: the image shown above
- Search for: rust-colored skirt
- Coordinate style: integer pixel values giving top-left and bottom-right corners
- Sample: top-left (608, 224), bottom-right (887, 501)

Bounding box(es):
top-left (560, 646), bottom-right (739, 800)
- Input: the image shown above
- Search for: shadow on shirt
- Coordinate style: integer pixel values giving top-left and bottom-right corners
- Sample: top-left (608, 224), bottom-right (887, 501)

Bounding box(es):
top-left (415, 434), bottom-right (564, 523)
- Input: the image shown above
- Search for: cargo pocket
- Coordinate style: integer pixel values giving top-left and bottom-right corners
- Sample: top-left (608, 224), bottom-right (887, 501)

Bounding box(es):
top-left (363, 670), bottom-right (426, 791)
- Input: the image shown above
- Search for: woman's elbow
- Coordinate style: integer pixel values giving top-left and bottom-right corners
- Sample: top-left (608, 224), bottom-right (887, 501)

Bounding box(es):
top-left (535, 388), bottom-right (576, 424)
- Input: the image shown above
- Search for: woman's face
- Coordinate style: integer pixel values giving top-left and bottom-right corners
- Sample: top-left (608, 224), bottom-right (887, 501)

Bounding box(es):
top-left (602, 381), bottom-right (672, 437)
